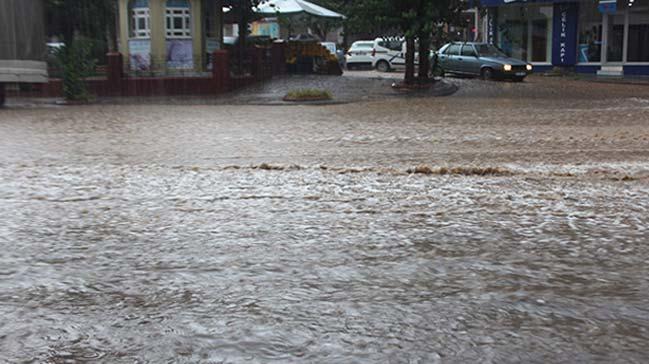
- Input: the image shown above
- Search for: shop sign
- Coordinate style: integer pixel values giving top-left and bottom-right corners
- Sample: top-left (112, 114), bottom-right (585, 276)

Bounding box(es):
top-left (598, 0), bottom-right (617, 14)
top-left (552, 3), bottom-right (577, 66)
top-left (487, 8), bottom-right (497, 45)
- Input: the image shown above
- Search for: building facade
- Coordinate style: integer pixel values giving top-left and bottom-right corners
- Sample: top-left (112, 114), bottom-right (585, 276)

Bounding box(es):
top-left (117, 0), bottom-right (226, 74)
top-left (0, 0), bottom-right (47, 83)
top-left (481, 0), bottom-right (649, 76)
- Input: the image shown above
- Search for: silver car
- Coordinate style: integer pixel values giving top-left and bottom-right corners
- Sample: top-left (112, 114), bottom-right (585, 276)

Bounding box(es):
top-left (438, 42), bottom-right (533, 81)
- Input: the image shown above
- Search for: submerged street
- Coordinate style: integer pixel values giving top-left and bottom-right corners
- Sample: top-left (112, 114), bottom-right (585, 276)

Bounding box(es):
top-left (1, 76), bottom-right (649, 363)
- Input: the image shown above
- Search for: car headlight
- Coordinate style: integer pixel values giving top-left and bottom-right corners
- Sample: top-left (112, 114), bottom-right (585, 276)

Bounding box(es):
top-left (503, 64), bottom-right (512, 72)
top-left (526, 64), bottom-right (533, 71)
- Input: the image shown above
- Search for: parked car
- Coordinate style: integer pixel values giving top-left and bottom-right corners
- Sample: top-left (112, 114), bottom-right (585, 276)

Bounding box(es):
top-left (371, 38), bottom-right (406, 72)
top-left (345, 40), bottom-right (374, 70)
top-left (371, 37), bottom-right (434, 73)
top-left (437, 42), bottom-right (533, 81)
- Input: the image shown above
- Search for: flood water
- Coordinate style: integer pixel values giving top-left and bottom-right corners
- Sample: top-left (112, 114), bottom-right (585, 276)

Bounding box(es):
top-left (1, 77), bottom-right (649, 363)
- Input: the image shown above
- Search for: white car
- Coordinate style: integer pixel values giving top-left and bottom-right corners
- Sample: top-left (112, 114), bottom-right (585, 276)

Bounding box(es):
top-left (371, 38), bottom-right (406, 72)
top-left (371, 37), bottom-right (427, 72)
top-left (345, 40), bottom-right (374, 70)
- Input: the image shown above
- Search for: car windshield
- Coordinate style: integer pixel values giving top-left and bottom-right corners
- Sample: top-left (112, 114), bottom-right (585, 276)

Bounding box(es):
top-left (475, 44), bottom-right (508, 57)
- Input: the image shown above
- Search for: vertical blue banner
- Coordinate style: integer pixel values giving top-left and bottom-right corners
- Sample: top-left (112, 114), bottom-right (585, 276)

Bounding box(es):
top-left (552, 2), bottom-right (578, 66)
top-left (487, 8), bottom-right (498, 45)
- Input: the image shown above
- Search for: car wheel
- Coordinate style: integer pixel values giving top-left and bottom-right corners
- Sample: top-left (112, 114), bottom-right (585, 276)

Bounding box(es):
top-left (376, 60), bottom-right (391, 73)
top-left (481, 68), bottom-right (494, 81)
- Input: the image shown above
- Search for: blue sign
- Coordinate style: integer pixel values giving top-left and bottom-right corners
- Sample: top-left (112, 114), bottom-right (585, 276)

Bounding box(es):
top-left (598, 0), bottom-right (617, 13)
top-left (487, 8), bottom-right (498, 45)
top-left (552, 2), bottom-right (578, 66)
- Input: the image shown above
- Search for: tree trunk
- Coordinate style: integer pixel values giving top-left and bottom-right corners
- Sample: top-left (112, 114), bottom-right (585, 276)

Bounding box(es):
top-left (237, 1), bottom-right (250, 75)
top-left (404, 36), bottom-right (416, 85)
top-left (0, 83), bottom-right (6, 108)
top-left (417, 34), bottom-right (431, 82)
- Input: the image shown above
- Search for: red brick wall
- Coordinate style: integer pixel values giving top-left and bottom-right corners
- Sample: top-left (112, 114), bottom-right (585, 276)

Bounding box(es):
top-left (21, 48), bottom-right (285, 99)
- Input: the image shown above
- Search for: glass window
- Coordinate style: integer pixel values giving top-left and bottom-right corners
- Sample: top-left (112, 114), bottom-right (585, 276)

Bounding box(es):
top-left (378, 40), bottom-right (402, 51)
top-left (497, 5), bottom-right (552, 63)
top-left (131, 8), bottom-right (150, 39)
top-left (352, 43), bottom-right (373, 49)
top-left (446, 44), bottom-right (461, 55)
top-left (461, 45), bottom-right (477, 56)
top-left (476, 44), bottom-right (507, 57)
top-left (577, 5), bottom-right (602, 63)
top-left (166, 7), bottom-right (191, 38)
top-left (627, 5), bottom-right (649, 62)
top-left (606, 13), bottom-right (625, 62)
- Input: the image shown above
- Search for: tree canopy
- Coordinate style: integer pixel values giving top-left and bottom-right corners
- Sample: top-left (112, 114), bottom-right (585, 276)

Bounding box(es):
top-left (344, 0), bottom-right (466, 84)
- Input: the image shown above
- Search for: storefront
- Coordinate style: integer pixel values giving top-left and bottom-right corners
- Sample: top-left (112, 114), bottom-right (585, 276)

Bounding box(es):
top-left (481, 0), bottom-right (649, 76)
top-left (117, 0), bottom-right (226, 74)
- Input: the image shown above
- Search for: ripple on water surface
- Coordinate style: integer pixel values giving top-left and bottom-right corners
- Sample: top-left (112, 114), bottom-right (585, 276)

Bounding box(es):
top-left (1, 164), bottom-right (648, 363)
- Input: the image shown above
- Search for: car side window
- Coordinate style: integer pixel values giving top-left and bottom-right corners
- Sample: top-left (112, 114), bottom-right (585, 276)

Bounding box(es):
top-left (351, 43), bottom-right (372, 50)
top-left (378, 40), bottom-right (402, 51)
top-left (446, 44), bottom-right (461, 56)
top-left (461, 45), bottom-right (477, 57)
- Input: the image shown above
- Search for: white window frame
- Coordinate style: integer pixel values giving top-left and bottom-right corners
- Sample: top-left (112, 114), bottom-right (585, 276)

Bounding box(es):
top-left (625, 4), bottom-right (649, 64)
top-left (578, 2), bottom-right (649, 66)
top-left (166, 7), bottom-right (192, 39)
top-left (132, 8), bottom-right (151, 39)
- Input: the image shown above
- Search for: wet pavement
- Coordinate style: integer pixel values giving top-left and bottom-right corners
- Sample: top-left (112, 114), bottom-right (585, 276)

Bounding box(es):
top-left (1, 74), bottom-right (649, 363)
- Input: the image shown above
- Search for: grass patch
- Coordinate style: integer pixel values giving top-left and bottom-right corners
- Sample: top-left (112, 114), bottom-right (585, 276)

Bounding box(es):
top-left (284, 89), bottom-right (333, 102)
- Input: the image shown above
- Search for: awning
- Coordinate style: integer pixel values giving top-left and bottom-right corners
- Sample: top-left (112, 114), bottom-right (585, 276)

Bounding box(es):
top-left (255, 0), bottom-right (345, 19)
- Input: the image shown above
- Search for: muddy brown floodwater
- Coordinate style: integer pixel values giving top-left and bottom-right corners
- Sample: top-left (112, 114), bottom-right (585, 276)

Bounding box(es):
top-left (1, 76), bottom-right (649, 363)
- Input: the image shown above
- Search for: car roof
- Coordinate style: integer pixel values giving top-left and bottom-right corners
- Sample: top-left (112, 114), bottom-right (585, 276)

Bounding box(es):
top-left (448, 42), bottom-right (488, 46)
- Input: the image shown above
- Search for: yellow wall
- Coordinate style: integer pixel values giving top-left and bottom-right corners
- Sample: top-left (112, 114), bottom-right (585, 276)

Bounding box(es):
top-left (119, 0), bottom-right (221, 73)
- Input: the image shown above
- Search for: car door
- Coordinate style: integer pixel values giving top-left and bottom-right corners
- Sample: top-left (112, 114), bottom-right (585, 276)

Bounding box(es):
top-left (439, 44), bottom-right (462, 73)
top-left (460, 44), bottom-right (481, 75)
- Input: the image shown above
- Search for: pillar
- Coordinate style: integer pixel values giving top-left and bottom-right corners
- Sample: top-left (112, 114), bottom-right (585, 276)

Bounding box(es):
top-left (149, 0), bottom-right (166, 73)
top-left (216, 0), bottom-right (224, 47)
top-left (190, 0), bottom-right (204, 71)
top-left (118, 0), bottom-right (130, 57)
top-left (272, 42), bottom-right (286, 76)
top-left (107, 53), bottom-right (124, 95)
top-left (212, 50), bottom-right (230, 92)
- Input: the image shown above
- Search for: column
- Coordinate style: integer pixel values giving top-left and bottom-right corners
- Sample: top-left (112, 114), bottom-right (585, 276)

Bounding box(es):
top-left (216, 0), bottom-right (224, 47)
top-left (622, 10), bottom-right (629, 63)
top-left (149, 0), bottom-right (166, 73)
top-left (118, 0), bottom-right (130, 57)
top-left (552, 2), bottom-right (578, 67)
top-left (190, 0), bottom-right (204, 71)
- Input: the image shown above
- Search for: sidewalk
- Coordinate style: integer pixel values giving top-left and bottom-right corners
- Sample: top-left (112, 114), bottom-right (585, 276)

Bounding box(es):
top-left (579, 74), bottom-right (649, 86)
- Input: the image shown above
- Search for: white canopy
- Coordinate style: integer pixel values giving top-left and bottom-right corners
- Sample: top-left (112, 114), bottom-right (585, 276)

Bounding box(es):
top-left (255, 0), bottom-right (345, 19)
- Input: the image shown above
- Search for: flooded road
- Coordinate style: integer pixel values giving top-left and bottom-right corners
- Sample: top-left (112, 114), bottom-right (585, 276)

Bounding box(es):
top-left (1, 77), bottom-right (649, 363)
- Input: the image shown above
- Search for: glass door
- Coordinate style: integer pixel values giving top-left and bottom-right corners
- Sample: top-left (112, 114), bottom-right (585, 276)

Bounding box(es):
top-left (604, 13), bottom-right (625, 63)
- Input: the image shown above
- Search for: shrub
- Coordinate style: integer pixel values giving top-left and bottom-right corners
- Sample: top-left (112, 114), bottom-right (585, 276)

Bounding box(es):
top-left (53, 39), bottom-right (96, 101)
top-left (284, 89), bottom-right (333, 101)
